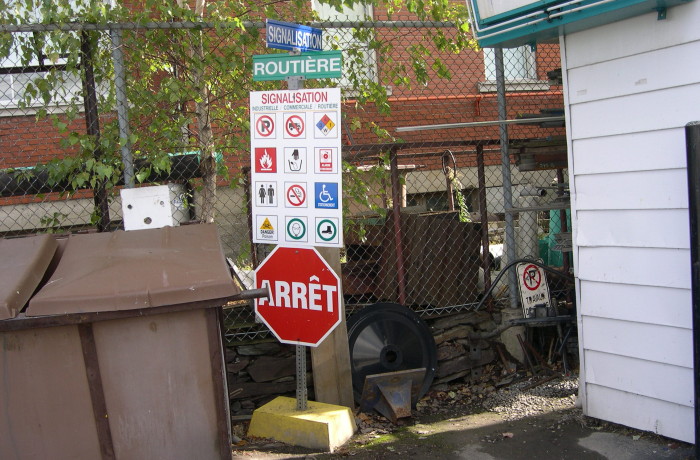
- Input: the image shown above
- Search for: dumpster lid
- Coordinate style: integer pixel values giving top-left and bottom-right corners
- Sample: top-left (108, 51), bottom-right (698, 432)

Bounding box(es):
top-left (0, 234), bottom-right (58, 320)
top-left (27, 224), bottom-right (239, 316)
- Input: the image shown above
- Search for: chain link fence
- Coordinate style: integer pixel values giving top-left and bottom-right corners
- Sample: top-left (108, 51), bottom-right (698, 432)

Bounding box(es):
top-left (0, 12), bottom-right (571, 347)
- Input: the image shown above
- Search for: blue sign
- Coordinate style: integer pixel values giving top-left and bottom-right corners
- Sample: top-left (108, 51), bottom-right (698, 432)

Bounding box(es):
top-left (315, 182), bottom-right (338, 209)
top-left (266, 19), bottom-right (323, 52)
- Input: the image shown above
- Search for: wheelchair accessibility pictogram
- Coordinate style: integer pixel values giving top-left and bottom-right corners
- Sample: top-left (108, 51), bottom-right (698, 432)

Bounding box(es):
top-left (314, 182), bottom-right (338, 209)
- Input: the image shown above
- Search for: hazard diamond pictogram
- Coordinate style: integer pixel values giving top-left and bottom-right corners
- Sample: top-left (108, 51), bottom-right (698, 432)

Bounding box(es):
top-left (316, 114), bottom-right (335, 135)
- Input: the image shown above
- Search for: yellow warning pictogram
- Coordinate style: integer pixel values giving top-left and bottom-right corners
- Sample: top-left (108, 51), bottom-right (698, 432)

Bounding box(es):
top-left (260, 218), bottom-right (274, 230)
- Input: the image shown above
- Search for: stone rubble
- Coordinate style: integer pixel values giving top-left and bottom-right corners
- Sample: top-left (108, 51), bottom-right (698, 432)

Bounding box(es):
top-left (481, 374), bottom-right (578, 421)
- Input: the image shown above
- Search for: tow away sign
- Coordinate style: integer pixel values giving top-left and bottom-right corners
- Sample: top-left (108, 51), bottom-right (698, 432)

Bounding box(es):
top-left (266, 19), bottom-right (323, 52)
top-left (253, 51), bottom-right (342, 81)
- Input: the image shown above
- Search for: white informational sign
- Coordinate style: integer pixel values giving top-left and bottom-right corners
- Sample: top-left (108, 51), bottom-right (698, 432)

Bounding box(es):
top-left (250, 88), bottom-right (343, 247)
top-left (515, 262), bottom-right (552, 319)
top-left (552, 232), bottom-right (573, 252)
top-left (470, 0), bottom-right (538, 20)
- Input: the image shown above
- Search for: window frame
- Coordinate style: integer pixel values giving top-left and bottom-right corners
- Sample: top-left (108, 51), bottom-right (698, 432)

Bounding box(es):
top-left (478, 45), bottom-right (549, 93)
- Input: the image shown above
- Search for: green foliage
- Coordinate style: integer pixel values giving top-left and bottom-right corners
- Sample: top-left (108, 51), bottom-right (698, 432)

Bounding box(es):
top-left (39, 211), bottom-right (68, 232)
top-left (0, 0), bottom-right (476, 227)
top-left (447, 170), bottom-right (471, 223)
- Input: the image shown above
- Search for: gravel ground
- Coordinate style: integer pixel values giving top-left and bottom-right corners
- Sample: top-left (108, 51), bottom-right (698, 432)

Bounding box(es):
top-left (482, 375), bottom-right (579, 421)
top-left (233, 372), bottom-right (694, 459)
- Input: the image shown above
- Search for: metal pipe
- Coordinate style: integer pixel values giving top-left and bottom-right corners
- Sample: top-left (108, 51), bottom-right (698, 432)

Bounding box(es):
top-left (232, 288), bottom-right (269, 301)
top-left (396, 116), bottom-right (565, 132)
top-left (81, 31), bottom-right (110, 232)
top-left (518, 187), bottom-right (540, 260)
top-left (476, 144), bottom-right (492, 305)
top-left (519, 185), bottom-right (547, 197)
top-left (390, 147), bottom-right (407, 306)
top-left (685, 121), bottom-right (700, 457)
top-left (495, 47), bottom-right (518, 309)
top-left (110, 29), bottom-right (134, 189)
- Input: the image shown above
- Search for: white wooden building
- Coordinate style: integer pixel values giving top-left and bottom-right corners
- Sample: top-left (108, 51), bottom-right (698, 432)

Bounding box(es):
top-left (561, 2), bottom-right (698, 443)
top-left (469, 0), bottom-right (699, 444)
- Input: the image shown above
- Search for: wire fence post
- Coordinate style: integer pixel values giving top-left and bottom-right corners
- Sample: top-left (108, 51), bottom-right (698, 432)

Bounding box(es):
top-left (111, 28), bottom-right (134, 189)
top-left (494, 46), bottom-right (518, 309)
top-left (81, 30), bottom-right (110, 231)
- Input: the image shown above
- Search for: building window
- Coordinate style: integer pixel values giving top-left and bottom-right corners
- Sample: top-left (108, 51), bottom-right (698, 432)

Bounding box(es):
top-left (312, 0), bottom-right (377, 89)
top-left (0, 0), bottom-right (89, 114)
top-left (479, 46), bottom-right (549, 92)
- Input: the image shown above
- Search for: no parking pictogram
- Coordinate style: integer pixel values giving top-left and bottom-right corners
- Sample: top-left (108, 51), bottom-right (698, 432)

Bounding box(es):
top-left (286, 183), bottom-right (306, 207)
top-left (521, 264), bottom-right (542, 291)
top-left (255, 115), bottom-right (275, 137)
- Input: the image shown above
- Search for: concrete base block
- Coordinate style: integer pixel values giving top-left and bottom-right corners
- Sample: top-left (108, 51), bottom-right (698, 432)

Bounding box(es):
top-left (500, 308), bottom-right (526, 364)
top-left (247, 396), bottom-right (356, 452)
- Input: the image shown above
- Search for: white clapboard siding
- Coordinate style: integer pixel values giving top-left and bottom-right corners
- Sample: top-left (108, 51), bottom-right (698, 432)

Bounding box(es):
top-left (564, 1), bottom-right (700, 69)
top-left (585, 384), bottom-right (694, 443)
top-left (579, 281), bottom-right (691, 328)
top-left (573, 128), bottom-right (687, 175)
top-left (562, 0), bottom-right (699, 444)
top-left (567, 40), bottom-right (700, 105)
top-left (577, 209), bottom-right (690, 248)
top-left (574, 169), bottom-right (688, 211)
top-left (584, 350), bottom-right (693, 407)
top-left (570, 84), bottom-right (700, 140)
top-left (578, 246), bottom-right (691, 289)
top-left (581, 316), bottom-right (692, 368)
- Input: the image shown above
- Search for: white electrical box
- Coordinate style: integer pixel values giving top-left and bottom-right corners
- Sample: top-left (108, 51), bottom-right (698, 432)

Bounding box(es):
top-left (120, 184), bottom-right (189, 231)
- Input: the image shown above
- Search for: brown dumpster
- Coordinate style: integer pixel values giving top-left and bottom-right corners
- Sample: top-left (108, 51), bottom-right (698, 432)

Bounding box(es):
top-left (0, 224), bottom-right (239, 460)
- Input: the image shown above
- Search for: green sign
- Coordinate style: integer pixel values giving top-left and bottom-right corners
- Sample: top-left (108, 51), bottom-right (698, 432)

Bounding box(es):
top-left (253, 51), bottom-right (342, 81)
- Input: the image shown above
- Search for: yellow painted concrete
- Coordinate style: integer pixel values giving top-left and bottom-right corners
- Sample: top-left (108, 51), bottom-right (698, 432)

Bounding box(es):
top-left (247, 396), bottom-right (356, 452)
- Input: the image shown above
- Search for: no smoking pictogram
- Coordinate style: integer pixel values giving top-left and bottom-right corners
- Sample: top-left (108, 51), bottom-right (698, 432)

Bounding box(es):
top-left (256, 115), bottom-right (275, 137)
top-left (522, 264), bottom-right (542, 291)
top-left (286, 184), bottom-right (306, 206)
top-left (285, 115), bottom-right (305, 137)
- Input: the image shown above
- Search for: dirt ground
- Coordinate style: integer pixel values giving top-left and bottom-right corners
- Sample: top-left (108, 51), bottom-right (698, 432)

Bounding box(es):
top-left (230, 375), bottom-right (695, 460)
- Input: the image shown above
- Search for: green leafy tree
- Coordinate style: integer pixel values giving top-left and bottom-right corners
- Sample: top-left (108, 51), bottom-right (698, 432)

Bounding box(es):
top-left (0, 0), bottom-right (475, 226)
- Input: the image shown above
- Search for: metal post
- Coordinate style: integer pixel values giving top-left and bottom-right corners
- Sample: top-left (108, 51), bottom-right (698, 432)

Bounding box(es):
top-left (477, 144), bottom-right (492, 302)
top-left (390, 147), bottom-right (407, 306)
top-left (286, 66), bottom-right (310, 411)
top-left (110, 29), bottom-right (134, 189)
top-left (495, 47), bottom-right (518, 309)
top-left (81, 31), bottom-right (110, 232)
top-left (296, 344), bottom-right (308, 411)
top-left (685, 121), bottom-right (700, 458)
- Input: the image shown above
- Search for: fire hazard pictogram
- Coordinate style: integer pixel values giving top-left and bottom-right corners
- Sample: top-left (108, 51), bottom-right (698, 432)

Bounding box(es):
top-left (255, 148), bottom-right (277, 173)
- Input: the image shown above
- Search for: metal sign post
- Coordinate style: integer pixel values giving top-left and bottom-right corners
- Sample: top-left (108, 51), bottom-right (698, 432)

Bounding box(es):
top-left (286, 69), bottom-right (308, 411)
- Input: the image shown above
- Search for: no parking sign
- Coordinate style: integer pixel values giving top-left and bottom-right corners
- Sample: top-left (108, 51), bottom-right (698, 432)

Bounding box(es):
top-left (516, 262), bottom-right (552, 318)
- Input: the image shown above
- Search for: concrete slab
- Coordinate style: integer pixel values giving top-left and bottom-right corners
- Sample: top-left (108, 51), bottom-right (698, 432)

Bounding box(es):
top-left (247, 396), bottom-right (356, 452)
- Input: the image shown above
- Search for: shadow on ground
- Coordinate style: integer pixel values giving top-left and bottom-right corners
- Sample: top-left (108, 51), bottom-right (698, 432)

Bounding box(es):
top-left (232, 407), bottom-right (694, 460)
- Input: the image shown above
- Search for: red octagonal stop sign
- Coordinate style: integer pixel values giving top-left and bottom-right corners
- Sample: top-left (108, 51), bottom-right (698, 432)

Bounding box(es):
top-left (254, 246), bottom-right (341, 347)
